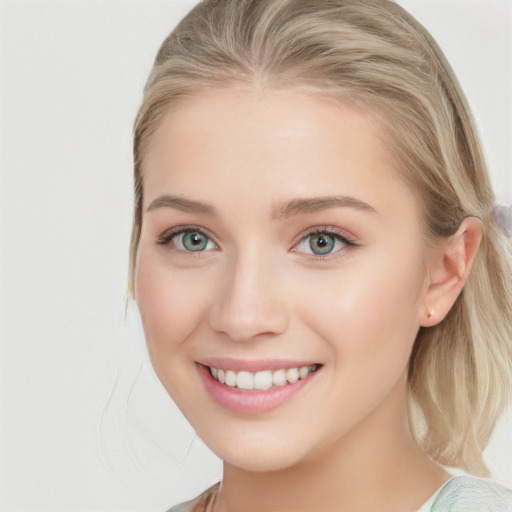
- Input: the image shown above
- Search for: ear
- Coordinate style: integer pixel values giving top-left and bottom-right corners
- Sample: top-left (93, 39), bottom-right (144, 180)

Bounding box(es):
top-left (420, 217), bottom-right (482, 327)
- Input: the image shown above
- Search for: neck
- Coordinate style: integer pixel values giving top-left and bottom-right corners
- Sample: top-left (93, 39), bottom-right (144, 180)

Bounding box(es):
top-left (214, 377), bottom-right (449, 512)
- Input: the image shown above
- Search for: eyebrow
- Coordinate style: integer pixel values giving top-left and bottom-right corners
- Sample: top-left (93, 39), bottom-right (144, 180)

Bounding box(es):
top-left (146, 193), bottom-right (377, 218)
top-left (146, 195), bottom-right (215, 215)
top-left (271, 195), bottom-right (377, 219)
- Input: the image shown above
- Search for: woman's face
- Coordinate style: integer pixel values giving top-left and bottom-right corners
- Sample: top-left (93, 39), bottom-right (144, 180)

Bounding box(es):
top-left (136, 87), bottom-right (430, 471)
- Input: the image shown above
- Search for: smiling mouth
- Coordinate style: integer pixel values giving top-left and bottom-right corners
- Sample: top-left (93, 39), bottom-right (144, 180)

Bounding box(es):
top-left (205, 364), bottom-right (322, 391)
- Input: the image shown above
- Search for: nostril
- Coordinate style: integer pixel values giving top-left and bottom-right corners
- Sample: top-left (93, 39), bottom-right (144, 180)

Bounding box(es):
top-left (208, 302), bottom-right (289, 341)
top-left (207, 261), bottom-right (290, 340)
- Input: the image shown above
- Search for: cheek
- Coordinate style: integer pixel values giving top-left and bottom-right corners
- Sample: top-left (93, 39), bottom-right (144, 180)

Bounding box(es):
top-left (135, 248), bottom-right (209, 355)
top-left (351, 262), bottom-right (420, 335)
top-left (299, 248), bottom-right (424, 364)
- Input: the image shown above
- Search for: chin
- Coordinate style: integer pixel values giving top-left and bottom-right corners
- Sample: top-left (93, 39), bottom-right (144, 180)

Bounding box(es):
top-left (202, 432), bottom-right (308, 473)
top-left (223, 450), bottom-right (303, 473)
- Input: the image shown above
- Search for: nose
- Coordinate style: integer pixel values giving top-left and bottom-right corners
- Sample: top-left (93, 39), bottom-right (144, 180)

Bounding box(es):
top-left (208, 253), bottom-right (290, 342)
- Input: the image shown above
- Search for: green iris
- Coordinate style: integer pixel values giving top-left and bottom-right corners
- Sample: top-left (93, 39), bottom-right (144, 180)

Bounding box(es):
top-left (182, 231), bottom-right (210, 251)
top-left (309, 233), bottom-right (336, 255)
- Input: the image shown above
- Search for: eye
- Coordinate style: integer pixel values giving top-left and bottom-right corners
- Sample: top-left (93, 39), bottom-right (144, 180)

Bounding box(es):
top-left (293, 229), bottom-right (355, 256)
top-left (157, 228), bottom-right (218, 252)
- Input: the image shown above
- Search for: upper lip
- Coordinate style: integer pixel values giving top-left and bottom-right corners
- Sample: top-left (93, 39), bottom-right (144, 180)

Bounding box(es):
top-left (197, 358), bottom-right (320, 372)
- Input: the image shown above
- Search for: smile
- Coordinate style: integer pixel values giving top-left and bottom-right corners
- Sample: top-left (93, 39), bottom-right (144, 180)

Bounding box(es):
top-left (208, 365), bottom-right (320, 391)
top-left (197, 362), bottom-right (322, 414)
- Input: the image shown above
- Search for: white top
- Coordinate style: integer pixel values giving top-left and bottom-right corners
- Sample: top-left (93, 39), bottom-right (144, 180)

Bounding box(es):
top-left (414, 478), bottom-right (452, 512)
top-left (415, 475), bottom-right (512, 512)
top-left (170, 475), bottom-right (512, 512)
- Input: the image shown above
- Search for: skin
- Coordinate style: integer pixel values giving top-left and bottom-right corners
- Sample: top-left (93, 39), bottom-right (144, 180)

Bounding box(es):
top-left (135, 87), bottom-right (481, 512)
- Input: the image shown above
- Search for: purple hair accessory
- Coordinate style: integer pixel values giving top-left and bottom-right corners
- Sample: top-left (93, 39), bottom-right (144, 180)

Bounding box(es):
top-left (492, 204), bottom-right (512, 238)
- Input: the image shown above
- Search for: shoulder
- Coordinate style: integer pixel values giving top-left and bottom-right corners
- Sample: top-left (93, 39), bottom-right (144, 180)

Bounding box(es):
top-left (432, 476), bottom-right (512, 512)
top-left (167, 482), bottom-right (220, 512)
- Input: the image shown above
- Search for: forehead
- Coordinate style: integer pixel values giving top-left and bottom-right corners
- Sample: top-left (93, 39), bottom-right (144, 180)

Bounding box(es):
top-left (142, 87), bottom-right (417, 221)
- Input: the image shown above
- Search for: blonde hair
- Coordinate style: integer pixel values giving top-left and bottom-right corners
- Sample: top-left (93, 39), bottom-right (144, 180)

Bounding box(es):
top-left (129, 0), bottom-right (512, 475)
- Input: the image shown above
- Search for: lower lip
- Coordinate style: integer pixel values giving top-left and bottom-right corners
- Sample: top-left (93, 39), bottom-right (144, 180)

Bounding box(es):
top-left (197, 364), bottom-right (319, 414)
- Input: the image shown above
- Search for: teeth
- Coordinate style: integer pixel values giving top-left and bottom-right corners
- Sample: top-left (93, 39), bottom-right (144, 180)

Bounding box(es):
top-left (236, 371), bottom-right (254, 390)
top-left (273, 369), bottom-right (287, 387)
top-left (225, 370), bottom-right (237, 387)
top-left (298, 366), bottom-right (309, 379)
top-left (286, 368), bottom-right (299, 383)
top-left (208, 364), bottom-right (318, 390)
top-left (254, 370), bottom-right (273, 390)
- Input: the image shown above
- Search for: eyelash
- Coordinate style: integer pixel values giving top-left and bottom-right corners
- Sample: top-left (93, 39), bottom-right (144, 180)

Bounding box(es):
top-left (292, 226), bottom-right (357, 259)
top-left (155, 225), bottom-right (358, 257)
top-left (156, 225), bottom-right (219, 251)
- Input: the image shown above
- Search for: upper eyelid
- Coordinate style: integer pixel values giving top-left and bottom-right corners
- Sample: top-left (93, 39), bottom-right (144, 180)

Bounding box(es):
top-left (156, 225), bottom-right (219, 247)
top-left (294, 225), bottom-right (357, 245)
top-left (290, 229), bottom-right (358, 262)
top-left (155, 224), bottom-right (357, 248)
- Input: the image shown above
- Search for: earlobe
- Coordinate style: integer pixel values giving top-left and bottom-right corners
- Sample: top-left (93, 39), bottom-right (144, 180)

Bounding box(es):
top-left (420, 217), bottom-right (482, 327)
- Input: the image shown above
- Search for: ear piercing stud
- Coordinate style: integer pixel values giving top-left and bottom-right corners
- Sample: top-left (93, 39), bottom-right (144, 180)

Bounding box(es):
top-left (427, 309), bottom-right (435, 318)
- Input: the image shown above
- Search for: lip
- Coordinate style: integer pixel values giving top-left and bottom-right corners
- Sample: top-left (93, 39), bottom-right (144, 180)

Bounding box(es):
top-left (198, 357), bottom-right (318, 372)
top-left (196, 362), bottom-right (321, 414)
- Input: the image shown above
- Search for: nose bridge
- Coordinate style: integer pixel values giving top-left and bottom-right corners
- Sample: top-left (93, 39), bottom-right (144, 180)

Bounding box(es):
top-left (209, 246), bottom-right (289, 341)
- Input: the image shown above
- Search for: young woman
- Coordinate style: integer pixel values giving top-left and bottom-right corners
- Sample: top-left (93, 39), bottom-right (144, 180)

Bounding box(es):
top-left (128, 1), bottom-right (512, 510)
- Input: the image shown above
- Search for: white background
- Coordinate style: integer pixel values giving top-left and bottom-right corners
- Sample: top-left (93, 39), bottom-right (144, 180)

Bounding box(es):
top-left (0, 1), bottom-right (511, 511)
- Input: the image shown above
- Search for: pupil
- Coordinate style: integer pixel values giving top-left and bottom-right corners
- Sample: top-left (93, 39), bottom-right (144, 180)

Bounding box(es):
top-left (311, 234), bottom-right (334, 254)
top-left (184, 232), bottom-right (207, 251)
